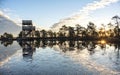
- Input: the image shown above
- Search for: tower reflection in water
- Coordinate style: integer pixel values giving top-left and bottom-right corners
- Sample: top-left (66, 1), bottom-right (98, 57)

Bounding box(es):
top-left (19, 41), bottom-right (36, 61)
top-left (1, 40), bottom-right (119, 63)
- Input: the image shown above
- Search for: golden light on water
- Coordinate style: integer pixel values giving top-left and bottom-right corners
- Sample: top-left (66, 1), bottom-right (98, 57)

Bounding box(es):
top-left (100, 40), bottom-right (106, 44)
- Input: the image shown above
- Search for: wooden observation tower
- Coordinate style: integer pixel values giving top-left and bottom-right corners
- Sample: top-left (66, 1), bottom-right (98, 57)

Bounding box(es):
top-left (22, 20), bottom-right (35, 38)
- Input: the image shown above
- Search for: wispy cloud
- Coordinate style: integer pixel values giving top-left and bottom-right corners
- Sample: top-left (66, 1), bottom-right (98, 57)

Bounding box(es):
top-left (0, 9), bottom-right (10, 19)
top-left (0, 9), bottom-right (22, 26)
top-left (52, 0), bottom-right (119, 30)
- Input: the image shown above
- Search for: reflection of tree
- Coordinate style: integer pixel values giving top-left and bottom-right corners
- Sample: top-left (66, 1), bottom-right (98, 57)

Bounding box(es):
top-left (76, 41), bottom-right (86, 53)
top-left (59, 40), bottom-right (65, 45)
top-left (106, 44), bottom-right (120, 65)
top-left (115, 43), bottom-right (120, 64)
top-left (35, 40), bottom-right (40, 48)
top-left (68, 41), bottom-right (75, 47)
top-left (40, 40), bottom-right (47, 49)
top-left (58, 41), bottom-right (68, 53)
top-left (1, 40), bottom-right (13, 47)
top-left (99, 43), bottom-right (106, 50)
top-left (99, 43), bottom-right (106, 55)
top-left (47, 40), bottom-right (54, 48)
top-left (87, 42), bottom-right (96, 55)
top-left (76, 41), bottom-right (85, 50)
top-left (68, 41), bottom-right (75, 51)
top-left (2, 39), bottom-right (120, 63)
top-left (117, 45), bottom-right (120, 58)
top-left (56, 41), bottom-right (98, 55)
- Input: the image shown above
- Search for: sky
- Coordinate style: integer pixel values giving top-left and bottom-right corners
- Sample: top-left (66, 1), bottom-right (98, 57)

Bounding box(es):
top-left (0, 0), bottom-right (120, 29)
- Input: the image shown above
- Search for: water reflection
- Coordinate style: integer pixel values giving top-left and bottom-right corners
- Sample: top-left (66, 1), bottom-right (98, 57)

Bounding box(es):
top-left (0, 40), bottom-right (13, 47)
top-left (1, 40), bottom-right (120, 60)
top-left (0, 40), bottom-right (120, 74)
top-left (19, 41), bottom-right (36, 61)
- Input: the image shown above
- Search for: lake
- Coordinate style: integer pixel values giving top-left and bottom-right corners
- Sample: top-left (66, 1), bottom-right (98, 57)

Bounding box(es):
top-left (0, 40), bottom-right (120, 75)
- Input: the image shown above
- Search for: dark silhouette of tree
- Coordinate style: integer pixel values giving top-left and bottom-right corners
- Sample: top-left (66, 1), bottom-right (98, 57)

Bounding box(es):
top-left (68, 26), bottom-right (75, 37)
top-left (53, 32), bottom-right (57, 37)
top-left (58, 31), bottom-right (64, 37)
top-left (99, 27), bottom-right (106, 38)
top-left (81, 27), bottom-right (87, 38)
top-left (86, 22), bottom-right (98, 37)
top-left (75, 24), bottom-right (86, 37)
top-left (114, 26), bottom-right (118, 37)
top-left (59, 25), bottom-right (68, 37)
top-left (107, 23), bottom-right (115, 37)
top-left (75, 24), bottom-right (81, 37)
top-left (112, 15), bottom-right (120, 37)
top-left (18, 31), bottom-right (22, 38)
top-left (47, 30), bottom-right (53, 37)
top-left (1, 32), bottom-right (13, 39)
top-left (35, 30), bottom-right (40, 37)
top-left (40, 30), bottom-right (47, 38)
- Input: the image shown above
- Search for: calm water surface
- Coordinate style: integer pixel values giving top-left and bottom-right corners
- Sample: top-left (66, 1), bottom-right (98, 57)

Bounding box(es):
top-left (0, 41), bottom-right (120, 75)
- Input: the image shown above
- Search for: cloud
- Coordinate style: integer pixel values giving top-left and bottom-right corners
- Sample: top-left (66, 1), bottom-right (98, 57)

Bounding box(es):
top-left (52, 0), bottom-right (120, 31)
top-left (0, 8), bottom-right (23, 26)
top-left (0, 9), bottom-right (10, 19)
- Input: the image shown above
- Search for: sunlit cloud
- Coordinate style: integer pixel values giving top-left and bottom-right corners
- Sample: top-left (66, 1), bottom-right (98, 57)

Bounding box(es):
top-left (52, 0), bottom-right (120, 31)
top-left (0, 10), bottom-right (10, 19)
top-left (0, 9), bottom-right (23, 26)
top-left (0, 10), bottom-right (21, 35)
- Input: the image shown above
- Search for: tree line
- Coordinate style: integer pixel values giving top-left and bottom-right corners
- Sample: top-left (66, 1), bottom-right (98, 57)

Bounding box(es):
top-left (0, 15), bottom-right (120, 40)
